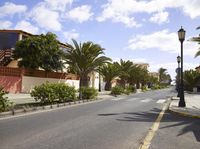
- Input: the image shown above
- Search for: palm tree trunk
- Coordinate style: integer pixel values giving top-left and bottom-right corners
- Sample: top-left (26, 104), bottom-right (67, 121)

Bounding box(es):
top-left (79, 74), bottom-right (90, 100)
top-left (105, 81), bottom-right (111, 91)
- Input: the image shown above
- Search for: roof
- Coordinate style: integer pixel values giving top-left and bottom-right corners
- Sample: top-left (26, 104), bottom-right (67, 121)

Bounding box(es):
top-left (0, 29), bottom-right (33, 36)
top-left (0, 29), bottom-right (71, 48)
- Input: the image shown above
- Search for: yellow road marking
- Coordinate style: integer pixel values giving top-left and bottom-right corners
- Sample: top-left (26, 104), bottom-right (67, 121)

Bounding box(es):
top-left (138, 98), bottom-right (170, 149)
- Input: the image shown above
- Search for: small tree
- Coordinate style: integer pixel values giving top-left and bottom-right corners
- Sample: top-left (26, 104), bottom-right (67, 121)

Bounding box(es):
top-left (183, 70), bottom-right (200, 91)
top-left (99, 63), bottom-right (119, 91)
top-left (64, 39), bottom-right (111, 99)
top-left (13, 32), bottom-right (65, 72)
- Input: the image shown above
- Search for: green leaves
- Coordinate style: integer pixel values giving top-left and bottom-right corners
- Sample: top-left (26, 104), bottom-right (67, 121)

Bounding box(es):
top-left (183, 69), bottom-right (200, 91)
top-left (13, 33), bottom-right (64, 72)
top-left (0, 86), bottom-right (13, 112)
top-left (64, 39), bottom-right (111, 88)
top-left (30, 82), bottom-right (77, 104)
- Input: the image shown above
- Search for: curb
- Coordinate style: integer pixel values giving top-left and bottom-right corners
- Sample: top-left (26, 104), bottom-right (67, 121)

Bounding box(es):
top-left (168, 108), bottom-right (200, 119)
top-left (0, 98), bottom-right (104, 118)
top-left (0, 91), bottom-right (145, 119)
top-left (168, 96), bottom-right (200, 119)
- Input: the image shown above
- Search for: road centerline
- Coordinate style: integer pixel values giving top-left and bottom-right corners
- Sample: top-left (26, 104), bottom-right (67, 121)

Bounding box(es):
top-left (138, 98), bottom-right (171, 149)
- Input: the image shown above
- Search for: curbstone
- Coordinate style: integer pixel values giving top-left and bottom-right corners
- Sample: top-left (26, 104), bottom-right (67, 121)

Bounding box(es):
top-left (169, 108), bottom-right (200, 119)
top-left (0, 94), bottom-right (114, 119)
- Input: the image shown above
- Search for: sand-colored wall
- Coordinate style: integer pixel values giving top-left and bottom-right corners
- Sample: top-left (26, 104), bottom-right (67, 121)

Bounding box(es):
top-left (21, 76), bottom-right (79, 93)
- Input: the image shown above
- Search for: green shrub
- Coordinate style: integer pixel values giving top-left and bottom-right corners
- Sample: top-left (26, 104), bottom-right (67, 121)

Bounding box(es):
top-left (80, 87), bottom-right (98, 99)
top-left (54, 83), bottom-right (76, 102)
top-left (126, 85), bottom-right (136, 93)
top-left (0, 86), bottom-right (13, 112)
top-left (141, 86), bottom-right (148, 92)
top-left (151, 85), bottom-right (163, 90)
top-left (111, 86), bottom-right (124, 95)
top-left (31, 82), bottom-right (56, 104)
top-left (31, 82), bottom-right (77, 104)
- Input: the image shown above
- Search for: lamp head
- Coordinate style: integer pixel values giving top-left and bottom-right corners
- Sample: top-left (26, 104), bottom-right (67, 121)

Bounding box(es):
top-left (177, 55), bottom-right (181, 63)
top-left (178, 26), bottom-right (186, 42)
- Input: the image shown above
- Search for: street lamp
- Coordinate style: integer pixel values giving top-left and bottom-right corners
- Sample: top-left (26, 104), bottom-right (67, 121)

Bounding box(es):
top-left (177, 55), bottom-right (181, 97)
top-left (178, 26), bottom-right (186, 107)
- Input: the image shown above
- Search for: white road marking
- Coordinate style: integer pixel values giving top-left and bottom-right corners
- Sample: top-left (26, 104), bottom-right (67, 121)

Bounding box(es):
top-left (141, 98), bottom-right (152, 103)
top-left (156, 99), bottom-right (166, 104)
top-left (126, 98), bottom-right (140, 102)
top-left (138, 99), bottom-right (170, 149)
top-left (111, 97), bottom-right (124, 101)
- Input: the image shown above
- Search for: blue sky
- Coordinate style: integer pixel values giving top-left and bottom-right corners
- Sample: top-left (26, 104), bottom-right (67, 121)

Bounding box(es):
top-left (0, 0), bottom-right (200, 79)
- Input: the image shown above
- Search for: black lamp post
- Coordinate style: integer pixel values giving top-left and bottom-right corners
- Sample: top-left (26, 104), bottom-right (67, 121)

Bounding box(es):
top-left (178, 26), bottom-right (186, 107)
top-left (177, 55), bottom-right (181, 97)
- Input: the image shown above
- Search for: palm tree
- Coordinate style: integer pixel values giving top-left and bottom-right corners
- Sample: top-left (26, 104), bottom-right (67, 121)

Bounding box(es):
top-left (128, 65), bottom-right (149, 88)
top-left (64, 39), bottom-right (111, 92)
top-left (99, 63), bottom-right (119, 91)
top-left (190, 26), bottom-right (200, 57)
top-left (158, 68), bottom-right (167, 83)
top-left (183, 70), bottom-right (200, 91)
top-left (115, 59), bottom-right (133, 87)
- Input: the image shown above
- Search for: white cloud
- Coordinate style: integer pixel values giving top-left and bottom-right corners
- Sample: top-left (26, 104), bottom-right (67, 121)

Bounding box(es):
top-left (149, 11), bottom-right (169, 24)
top-left (97, 0), bottom-right (141, 27)
top-left (0, 20), bottom-right (12, 28)
top-left (180, 0), bottom-right (200, 19)
top-left (63, 29), bottom-right (79, 41)
top-left (0, 2), bottom-right (27, 18)
top-left (128, 29), bottom-right (199, 57)
top-left (44, 0), bottom-right (73, 11)
top-left (97, 0), bottom-right (200, 27)
top-left (66, 5), bottom-right (93, 23)
top-left (29, 3), bottom-right (62, 31)
top-left (15, 20), bottom-right (39, 34)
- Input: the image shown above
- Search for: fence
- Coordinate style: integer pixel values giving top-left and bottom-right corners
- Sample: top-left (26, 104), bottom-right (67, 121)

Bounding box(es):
top-left (0, 66), bottom-right (79, 80)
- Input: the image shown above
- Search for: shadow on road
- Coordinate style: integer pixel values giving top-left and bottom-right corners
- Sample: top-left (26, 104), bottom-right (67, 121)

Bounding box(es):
top-left (98, 108), bottom-right (200, 142)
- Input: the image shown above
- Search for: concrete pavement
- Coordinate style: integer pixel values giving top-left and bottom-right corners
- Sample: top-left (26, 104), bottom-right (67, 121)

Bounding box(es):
top-left (169, 93), bottom-right (200, 118)
top-left (5, 91), bottom-right (112, 105)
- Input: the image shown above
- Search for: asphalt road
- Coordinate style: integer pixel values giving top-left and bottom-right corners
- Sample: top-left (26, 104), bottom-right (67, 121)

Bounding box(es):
top-left (0, 88), bottom-right (192, 149)
top-left (150, 109), bottom-right (200, 149)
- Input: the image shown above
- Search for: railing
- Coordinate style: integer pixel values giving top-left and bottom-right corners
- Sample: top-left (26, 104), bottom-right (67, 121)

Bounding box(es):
top-left (0, 66), bottom-right (79, 80)
top-left (0, 49), bottom-right (13, 66)
top-left (0, 66), bottom-right (21, 76)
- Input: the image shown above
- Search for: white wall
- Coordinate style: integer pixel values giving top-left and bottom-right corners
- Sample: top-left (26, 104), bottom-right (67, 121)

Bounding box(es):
top-left (21, 72), bottom-right (101, 93)
top-left (21, 76), bottom-right (79, 93)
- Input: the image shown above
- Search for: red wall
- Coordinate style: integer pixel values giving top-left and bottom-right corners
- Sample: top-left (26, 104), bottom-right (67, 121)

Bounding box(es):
top-left (0, 76), bottom-right (22, 93)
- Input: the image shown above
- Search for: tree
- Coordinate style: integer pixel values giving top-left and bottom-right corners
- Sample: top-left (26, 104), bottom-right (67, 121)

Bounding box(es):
top-left (158, 68), bottom-right (171, 85)
top-left (190, 26), bottom-right (200, 57)
top-left (99, 63), bottom-right (119, 91)
top-left (115, 59), bottom-right (133, 87)
top-left (158, 68), bottom-right (167, 83)
top-left (183, 69), bottom-right (200, 91)
top-left (64, 39), bottom-right (111, 92)
top-left (128, 65), bottom-right (149, 88)
top-left (13, 32), bottom-right (64, 71)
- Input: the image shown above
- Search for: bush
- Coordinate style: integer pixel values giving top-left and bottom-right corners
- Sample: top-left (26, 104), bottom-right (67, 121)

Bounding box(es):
top-left (80, 87), bottom-right (98, 99)
top-left (111, 86), bottom-right (124, 95)
top-left (151, 85), bottom-right (164, 90)
top-left (31, 82), bottom-right (76, 104)
top-left (0, 86), bottom-right (13, 112)
top-left (126, 85), bottom-right (136, 93)
top-left (141, 86), bottom-right (148, 92)
top-left (31, 82), bottom-right (56, 104)
top-left (54, 83), bottom-right (76, 102)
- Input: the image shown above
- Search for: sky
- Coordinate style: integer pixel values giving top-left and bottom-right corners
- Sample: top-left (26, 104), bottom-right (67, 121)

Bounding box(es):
top-left (0, 0), bottom-right (200, 80)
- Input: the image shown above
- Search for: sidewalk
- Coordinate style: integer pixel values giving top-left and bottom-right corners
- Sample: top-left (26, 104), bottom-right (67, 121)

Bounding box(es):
top-left (5, 91), bottom-right (112, 105)
top-left (169, 93), bottom-right (200, 118)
